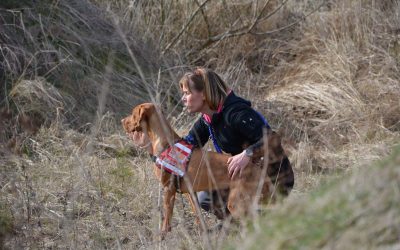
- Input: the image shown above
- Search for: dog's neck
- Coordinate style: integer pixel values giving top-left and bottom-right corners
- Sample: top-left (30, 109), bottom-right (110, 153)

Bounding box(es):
top-left (145, 112), bottom-right (181, 157)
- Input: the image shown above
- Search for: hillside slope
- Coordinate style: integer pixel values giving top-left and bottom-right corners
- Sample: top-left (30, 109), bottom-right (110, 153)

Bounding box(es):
top-left (233, 144), bottom-right (400, 249)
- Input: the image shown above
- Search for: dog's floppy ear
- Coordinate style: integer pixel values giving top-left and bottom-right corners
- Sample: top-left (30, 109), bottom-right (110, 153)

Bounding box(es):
top-left (136, 103), bottom-right (156, 123)
top-left (268, 130), bottom-right (285, 156)
top-left (264, 129), bottom-right (284, 157)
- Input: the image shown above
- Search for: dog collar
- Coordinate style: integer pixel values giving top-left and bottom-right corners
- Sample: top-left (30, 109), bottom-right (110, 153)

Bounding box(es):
top-left (149, 154), bottom-right (157, 162)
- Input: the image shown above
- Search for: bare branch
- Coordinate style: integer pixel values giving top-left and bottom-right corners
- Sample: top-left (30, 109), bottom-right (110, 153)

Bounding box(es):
top-left (248, 0), bottom-right (274, 32)
top-left (201, 0), bottom-right (325, 50)
top-left (258, 0), bottom-right (289, 23)
top-left (162, 0), bottom-right (211, 55)
top-left (201, 0), bottom-right (281, 49)
top-left (252, 1), bottom-right (326, 35)
top-left (194, 0), bottom-right (211, 37)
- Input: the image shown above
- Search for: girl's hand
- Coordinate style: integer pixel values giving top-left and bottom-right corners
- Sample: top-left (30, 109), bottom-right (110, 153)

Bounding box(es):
top-left (227, 150), bottom-right (250, 179)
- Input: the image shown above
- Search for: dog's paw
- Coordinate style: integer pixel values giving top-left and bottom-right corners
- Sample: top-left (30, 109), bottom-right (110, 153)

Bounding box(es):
top-left (158, 225), bottom-right (171, 241)
top-left (159, 230), bottom-right (168, 241)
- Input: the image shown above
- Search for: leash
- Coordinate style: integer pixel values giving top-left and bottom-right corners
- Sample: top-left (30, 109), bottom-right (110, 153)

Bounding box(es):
top-left (207, 125), bottom-right (223, 153)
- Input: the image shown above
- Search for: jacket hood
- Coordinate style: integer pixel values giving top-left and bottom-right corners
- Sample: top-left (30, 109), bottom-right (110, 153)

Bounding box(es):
top-left (206, 91), bottom-right (252, 124)
top-left (222, 91), bottom-right (252, 111)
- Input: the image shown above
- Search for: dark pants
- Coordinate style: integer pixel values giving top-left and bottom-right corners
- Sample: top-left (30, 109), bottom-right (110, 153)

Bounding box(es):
top-left (197, 189), bottom-right (230, 220)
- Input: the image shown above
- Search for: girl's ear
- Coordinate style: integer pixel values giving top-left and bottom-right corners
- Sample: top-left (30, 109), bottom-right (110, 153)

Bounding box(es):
top-left (201, 91), bottom-right (206, 101)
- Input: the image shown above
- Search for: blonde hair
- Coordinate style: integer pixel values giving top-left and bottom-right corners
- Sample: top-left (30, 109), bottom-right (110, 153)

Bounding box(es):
top-left (179, 67), bottom-right (229, 110)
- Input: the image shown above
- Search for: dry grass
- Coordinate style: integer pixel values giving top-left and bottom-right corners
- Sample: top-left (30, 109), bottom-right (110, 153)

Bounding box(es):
top-left (0, 122), bottom-right (229, 248)
top-left (260, 0), bottom-right (400, 182)
top-left (1, 0), bottom-right (400, 249)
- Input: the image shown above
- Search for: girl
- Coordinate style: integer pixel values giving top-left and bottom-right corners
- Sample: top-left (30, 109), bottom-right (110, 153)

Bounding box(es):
top-left (129, 67), bottom-right (294, 219)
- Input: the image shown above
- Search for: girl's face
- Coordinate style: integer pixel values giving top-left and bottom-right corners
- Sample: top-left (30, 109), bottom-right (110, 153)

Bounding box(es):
top-left (181, 84), bottom-right (206, 113)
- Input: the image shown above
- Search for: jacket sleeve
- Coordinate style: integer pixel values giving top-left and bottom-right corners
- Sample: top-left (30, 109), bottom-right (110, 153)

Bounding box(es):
top-left (229, 107), bottom-right (266, 145)
top-left (183, 117), bottom-right (210, 148)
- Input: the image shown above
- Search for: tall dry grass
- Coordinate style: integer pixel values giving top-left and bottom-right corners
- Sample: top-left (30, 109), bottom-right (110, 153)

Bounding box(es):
top-left (1, 0), bottom-right (399, 248)
top-left (262, 0), bottom-right (400, 181)
top-left (0, 0), bottom-right (184, 128)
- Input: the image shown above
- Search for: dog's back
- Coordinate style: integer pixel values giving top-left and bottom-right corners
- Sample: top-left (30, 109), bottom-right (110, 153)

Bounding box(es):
top-left (179, 149), bottom-right (232, 192)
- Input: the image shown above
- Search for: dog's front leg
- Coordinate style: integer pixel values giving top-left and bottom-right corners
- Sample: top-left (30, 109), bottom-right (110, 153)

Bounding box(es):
top-left (185, 193), bottom-right (201, 226)
top-left (161, 184), bottom-right (176, 239)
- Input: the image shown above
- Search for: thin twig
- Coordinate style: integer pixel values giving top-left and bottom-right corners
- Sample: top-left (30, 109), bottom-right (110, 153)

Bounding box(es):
top-left (162, 0), bottom-right (211, 55)
top-left (202, 0), bottom-right (285, 48)
top-left (194, 0), bottom-right (211, 37)
top-left (200, 0), bottom-right (325, 50)
top-left (258, 0), bottom-right (289, 23)
top-left (252, 1), bottom-right (326, 35)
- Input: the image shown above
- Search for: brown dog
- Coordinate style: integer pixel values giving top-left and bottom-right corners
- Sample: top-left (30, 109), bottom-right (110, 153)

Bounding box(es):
top-left (122, 103), bottom-right (289, 236)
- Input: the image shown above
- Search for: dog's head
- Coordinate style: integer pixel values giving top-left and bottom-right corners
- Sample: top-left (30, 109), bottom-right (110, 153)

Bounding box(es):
top-left (264, 129), bottom-right (285, 161)
top-left (248, 129), bottom-right (285, 160)
top-left (264, 129), bottom-right (294, 195)
top-left (121, 103), bottom-right (156, 133)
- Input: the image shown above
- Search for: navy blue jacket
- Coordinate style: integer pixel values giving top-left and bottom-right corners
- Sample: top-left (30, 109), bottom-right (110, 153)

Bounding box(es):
top-left (184, 92), bottom-right (270, 155)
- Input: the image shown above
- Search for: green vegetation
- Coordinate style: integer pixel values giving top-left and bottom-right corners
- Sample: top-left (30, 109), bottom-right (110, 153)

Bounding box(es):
top-left (0, 204), bottom-right (13, 245)
top-left (229, 145), bottom-right (400, 249)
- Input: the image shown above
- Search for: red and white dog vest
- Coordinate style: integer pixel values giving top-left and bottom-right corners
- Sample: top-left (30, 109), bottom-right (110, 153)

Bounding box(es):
top-left (155, 140), bottom-right (194, 177)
